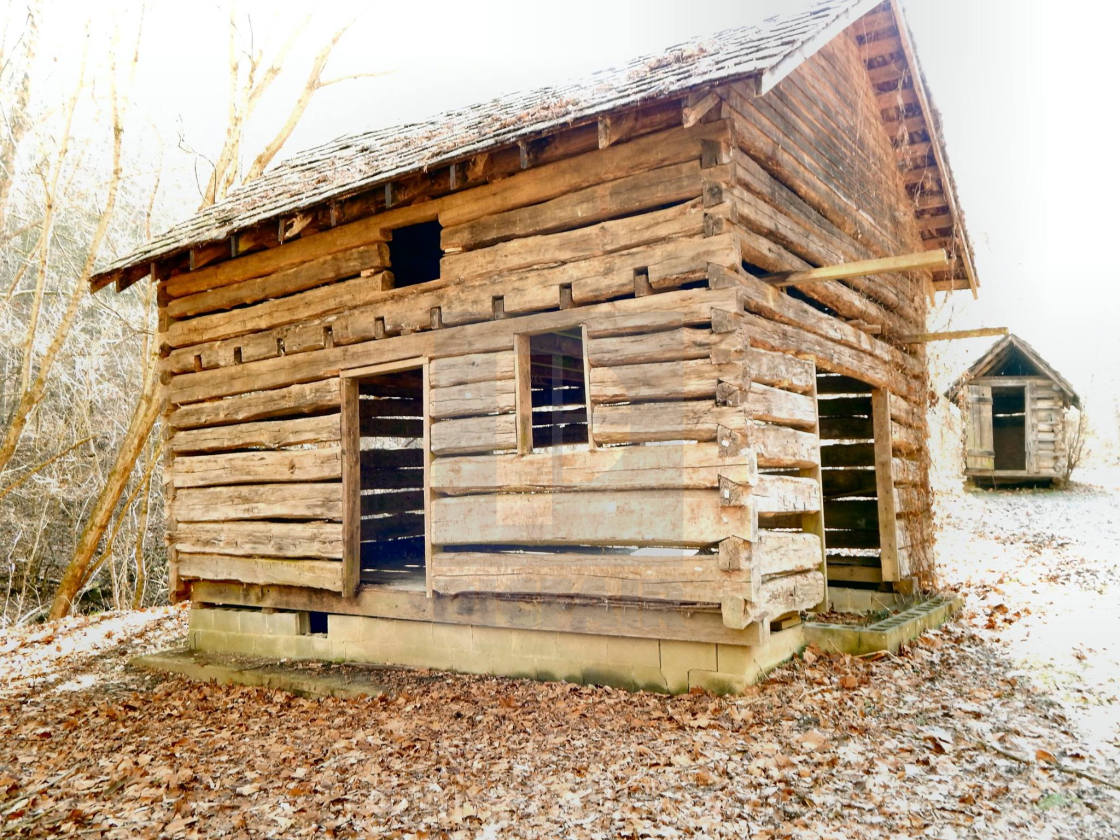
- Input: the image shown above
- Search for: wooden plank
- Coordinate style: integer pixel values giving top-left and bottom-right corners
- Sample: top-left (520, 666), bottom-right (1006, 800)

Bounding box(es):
top-left (192, 579), bottom-right (772, 647)
top-left (430, 551), bottom-right (757, 602)
top-left (438, 119), bottom-right (730, 227)
top-left (429, 351), bottom-right (515, 388)
top-left (173, 483), bottom-right (342, 522)
top-left (171, 521), bottom-right (344, 559)
top-left (744, 382), bottom-right (817, 428)
top-left (170, 448), bottom-right (341, 488)
top-left (340, 377), bottom-right (361, 595)
top-left (901, 327), bottom-right (1008, 344)
top-left (765, 249), bottom-right (948, 287)
top-left (178, 554), bottom-right (342, 591)
top-left (712, 264), bottom-right (918, 377)
top-left (429, 378), bottom-right (516, 420)
top-left (169, 414), bottom-right (340, 454)
top-left (167, 243), bottom-right (389, 319)
top-left (168, 286), bottom-right (741, 406)
top-left (824, 564), bottom-right (882, 584)
top-left (430, 443), bottom-right (757, 495)
top-left (430, 489), bottom-right (752, 547)
top-left (758, 570), bottom-right (825, 619)
top-left (163, 218), bottom-right (394, 299)
top-left (587, 327), bottom-right (718, 367)
top-left (166, 271), bottom-right (392, 349)
top-left (743, 347), bottom-right (816, 394)
top-left (590, 358), bottom-right (742, 404)
top-left (429, 413), bottom-right (517, 456)
top-left (710, 305), bottom-right (911, 401)
top-left (872, 389), bottom-right (902, 581)
top-left (753, 474), bottom-right (820, 514)
top-left (441, 160), bottom-right (703, 251)
top-left (170, 379), bottom-right (339, 429)
top-left (442, 199), bottom-right (712, 282)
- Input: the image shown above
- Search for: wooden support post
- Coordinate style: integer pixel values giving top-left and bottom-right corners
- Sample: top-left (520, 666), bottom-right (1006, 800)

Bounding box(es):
top-left (871, 389), bottom-right (901, 582)
top-left (800, 359), bottom-right (828, 612)
top-left (340, 377), bottom-right (361, 597)
top-left (513, 334), bottom-right (533, 454)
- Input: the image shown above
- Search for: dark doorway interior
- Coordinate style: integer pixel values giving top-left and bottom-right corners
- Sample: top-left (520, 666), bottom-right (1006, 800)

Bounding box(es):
top-left (991, 386), bottom-right (1026, 470)
top-left (358, 368), bottom-right (426, 588)
top-left (815, 373), bottom-right (881, 587)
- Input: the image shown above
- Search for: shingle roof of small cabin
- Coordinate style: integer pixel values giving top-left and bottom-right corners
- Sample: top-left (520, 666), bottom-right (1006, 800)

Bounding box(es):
top-left (945, 334), bottom-right (1081, 409)
top-left (92, 0), bottom-right (974, 292)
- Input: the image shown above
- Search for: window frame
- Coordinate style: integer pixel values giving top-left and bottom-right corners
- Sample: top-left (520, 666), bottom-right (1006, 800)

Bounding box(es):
top-left (513, 326), bottom-right (594, 455)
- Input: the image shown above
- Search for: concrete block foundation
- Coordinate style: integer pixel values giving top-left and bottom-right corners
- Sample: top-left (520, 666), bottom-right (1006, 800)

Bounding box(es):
top-left (186, 606), bottom-right (801, 694)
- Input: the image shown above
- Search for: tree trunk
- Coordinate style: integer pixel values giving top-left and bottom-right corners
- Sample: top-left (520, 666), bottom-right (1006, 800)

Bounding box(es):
top-left (48, 383), bottom-right (160, 619)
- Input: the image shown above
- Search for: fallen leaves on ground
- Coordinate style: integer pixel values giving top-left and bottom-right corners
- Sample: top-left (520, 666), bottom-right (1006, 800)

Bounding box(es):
top-left (1, 468), bottom-right (1118, 838)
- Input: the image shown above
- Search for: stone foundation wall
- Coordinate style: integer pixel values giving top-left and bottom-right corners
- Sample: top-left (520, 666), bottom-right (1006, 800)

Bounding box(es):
top-left (188, 607), bottom-right (804, 694)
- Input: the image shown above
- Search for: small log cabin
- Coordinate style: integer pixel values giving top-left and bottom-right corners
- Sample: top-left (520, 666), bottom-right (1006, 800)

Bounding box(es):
top-left (90, 0), bottom-right (980, 692)
top-left (946, 334), bottom-right (1080, 486)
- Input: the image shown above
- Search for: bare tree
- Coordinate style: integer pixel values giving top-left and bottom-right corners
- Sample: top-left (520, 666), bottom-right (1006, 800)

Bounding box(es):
top-left (47, 11), bottom-right (363, 619)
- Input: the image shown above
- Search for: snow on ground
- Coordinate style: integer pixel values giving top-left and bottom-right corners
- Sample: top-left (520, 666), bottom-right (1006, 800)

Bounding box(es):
top-left (0, 470), bottom-right (1118, 838)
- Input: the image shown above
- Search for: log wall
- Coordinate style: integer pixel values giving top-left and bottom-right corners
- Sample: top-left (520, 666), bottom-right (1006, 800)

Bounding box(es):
top-left (162, 25), bottom-right (939, 640)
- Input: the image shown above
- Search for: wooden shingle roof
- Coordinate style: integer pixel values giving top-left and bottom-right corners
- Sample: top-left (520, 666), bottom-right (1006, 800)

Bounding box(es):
top-left (92, 0), bottom-right (974, 293)
top-left (945, 334), bottom-right (1081, 408)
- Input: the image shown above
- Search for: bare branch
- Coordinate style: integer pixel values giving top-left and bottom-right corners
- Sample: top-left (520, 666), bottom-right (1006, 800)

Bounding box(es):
top-left (243, 23), bottom-right (351, 182)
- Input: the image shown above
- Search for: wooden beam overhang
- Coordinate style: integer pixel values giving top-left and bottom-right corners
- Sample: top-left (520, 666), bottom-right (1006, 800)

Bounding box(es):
top-left (762, 249), bottom-right (949, 288)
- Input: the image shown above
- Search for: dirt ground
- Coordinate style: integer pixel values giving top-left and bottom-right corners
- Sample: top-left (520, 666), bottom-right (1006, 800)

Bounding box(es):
top-left (1, 472), bottom-right (1119, 838)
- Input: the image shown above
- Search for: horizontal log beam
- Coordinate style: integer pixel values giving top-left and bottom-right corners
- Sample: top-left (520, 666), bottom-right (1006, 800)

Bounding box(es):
top-left (765, 249), bottom-right (948, 288)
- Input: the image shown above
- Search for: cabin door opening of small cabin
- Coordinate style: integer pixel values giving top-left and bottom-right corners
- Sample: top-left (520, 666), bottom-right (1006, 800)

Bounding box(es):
top-left (815, 373), bottom-right (892, 588)
top-left (353, 365), bottom-right (427, 589)
top-left (991, 386), bottom-right (1027, 470)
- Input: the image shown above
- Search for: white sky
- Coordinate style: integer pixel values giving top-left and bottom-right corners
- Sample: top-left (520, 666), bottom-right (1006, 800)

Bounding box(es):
top-left (19, 0), bottom-right (1120, 445)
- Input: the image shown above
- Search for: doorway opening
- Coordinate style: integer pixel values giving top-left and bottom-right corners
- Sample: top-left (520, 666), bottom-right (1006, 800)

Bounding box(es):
top-left (991, 386), bottom-right (1026, 470)
top-left (815, 373), bottom-right (882, 587)
top-left (357, 366), bottom-right (426, 588)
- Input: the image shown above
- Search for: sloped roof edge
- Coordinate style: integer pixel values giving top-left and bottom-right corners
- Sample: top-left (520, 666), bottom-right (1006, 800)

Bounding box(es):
top-left (88, 0), bottom-right (887, 289)
top-left (945, 334), bottom-right (1081, 408)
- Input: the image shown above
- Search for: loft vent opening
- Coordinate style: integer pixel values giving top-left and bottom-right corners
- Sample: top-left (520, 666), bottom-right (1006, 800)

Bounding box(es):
top-left (389, 220), bottom-right (442, 287)
top-left (527, 329), bottom-right (588, 449)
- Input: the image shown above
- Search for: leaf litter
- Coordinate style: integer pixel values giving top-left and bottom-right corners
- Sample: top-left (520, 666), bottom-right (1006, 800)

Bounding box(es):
top-left (1, 471), bottom-right (1120, 838)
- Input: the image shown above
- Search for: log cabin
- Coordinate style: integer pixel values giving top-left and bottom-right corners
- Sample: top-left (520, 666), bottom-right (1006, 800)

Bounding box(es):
top-left (90, 0), bottom-right (980, 692)
top-left (946, 335), bottom-right (1080, 487)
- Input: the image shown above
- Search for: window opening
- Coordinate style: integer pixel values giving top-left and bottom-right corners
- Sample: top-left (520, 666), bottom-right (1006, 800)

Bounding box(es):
top-left (388, 220), bottom-right (442, 287)
top-left (526, 329), bottom-right (588, 450)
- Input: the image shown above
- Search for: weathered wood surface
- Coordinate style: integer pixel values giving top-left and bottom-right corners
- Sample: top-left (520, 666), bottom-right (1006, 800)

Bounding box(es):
top-left (169, 414), bottom-right (340, 454)
top-left (167, 243), bottom-right (389, 319)
top-left (430, 443), bottom-right (757, 495)
top-left (171, 448), bottom-right (341, 488)
top-left (171, 380), bottom-right (339, 429)
top-left (171, 521), bottom-right (343, 559)
top-left (431, 489), bottom-right (753, 548)
top-left (168, 286), bottom-right (739, 403)
top-left (442, 160), bottom-right (703, 251)
top-left (173, 483), bottom-right (342, 522)
top-left (178, 553), bottom-right (343, 591)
